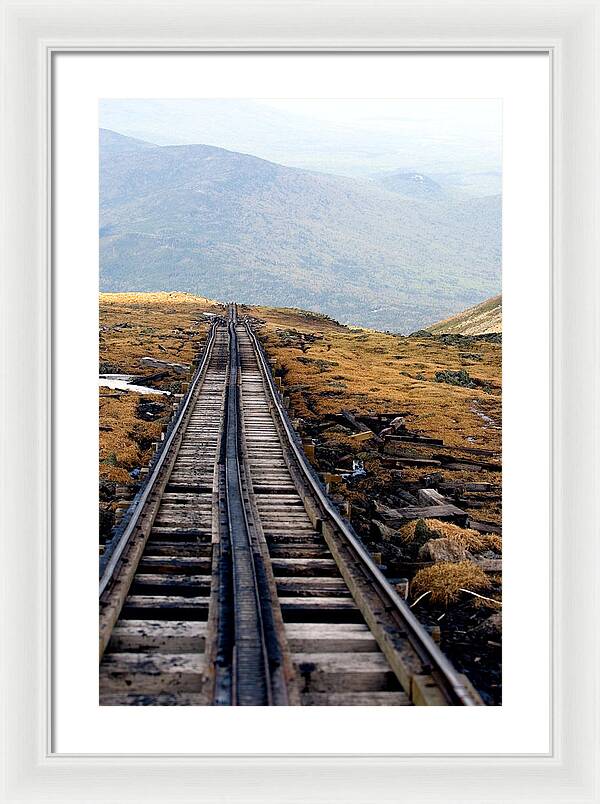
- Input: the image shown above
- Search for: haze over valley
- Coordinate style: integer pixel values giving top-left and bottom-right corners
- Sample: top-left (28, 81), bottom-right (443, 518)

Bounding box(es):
top-left (100, 104), bottom-right (501, 333)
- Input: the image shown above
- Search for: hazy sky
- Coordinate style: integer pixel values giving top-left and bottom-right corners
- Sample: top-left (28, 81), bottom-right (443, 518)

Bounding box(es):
top-left (257, 98), bottom-right (500, 137)
top-left (100, 98), bottom-right (502, 179)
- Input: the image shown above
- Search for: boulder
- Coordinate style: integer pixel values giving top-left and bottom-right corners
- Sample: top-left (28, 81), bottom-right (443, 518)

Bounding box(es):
top-left (418, 538), bottom-right (468, 563)
top-left (372, 520), bottom-right (400, 542)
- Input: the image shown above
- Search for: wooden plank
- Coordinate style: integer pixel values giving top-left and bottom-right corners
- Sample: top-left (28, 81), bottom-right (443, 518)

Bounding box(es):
top-left (348, 430), bottom-right (376, 443)
top-left (302, 691), bottom-right (410, 706)
top-left (375, 501), bottom-right (468, 527)
top-left (412, 673), bottom-right (451, 706)
top-left (382, 449), bottom-right (442, 467)
top-left (340, 410), bottom-right (380, 441)
top-left (442, 459), bottom-right (502, 472)
top-left (122, 595), bottom-right (210, 620)
top-left (286, 623), bottom-right (378, 653)
top-left (99, 652), bottom-right (206, 693)
top-left (149, 527), bottom-right (211, 540)
top-left (275, 577), bottom-right (350, 596)
top-left (292, 652), bottom-right (398, 692)
top-left (268, 546), bottom-right (331, 559)
top-left (384, 434), bottom-right (444, 446)
top-left (142, 543), bottom-right (212, 557)
top-left (100, 692), bottom-right (209, 706)
top-left (271, 558), bottom-right (339, 576)
top-left (279, 596), bottom-right (357, 610)
top-left (132, 574), bottom-right (211, 593)
top-left (266, 531), bottom-right (322, 542)
top-left (108, 620), bottom-right (206, 652)
top-left (469, 520), bottom-right (502, 534)
top-left (138, 556), bottom-right (211, 573)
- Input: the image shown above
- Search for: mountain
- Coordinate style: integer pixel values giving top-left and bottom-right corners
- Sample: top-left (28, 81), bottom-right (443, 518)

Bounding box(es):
top-left (426, 294), bottom-right (502, 335)
top-left (100, 99), bottom-right (502, 180)
top-left (430, 171), bottom-right (502, 198)
top-left (99, 129), bottom-right (501, 332)
top-left (374, 171), bottom-right (445, 199)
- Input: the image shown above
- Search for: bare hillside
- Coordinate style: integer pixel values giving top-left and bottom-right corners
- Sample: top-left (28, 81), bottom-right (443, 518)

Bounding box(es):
top-left (426, 294), bottom-right (502, 335)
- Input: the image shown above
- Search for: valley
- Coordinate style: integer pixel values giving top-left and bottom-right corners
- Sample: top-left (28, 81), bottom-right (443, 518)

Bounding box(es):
top-left (100, 129), bottom-right (501, 332)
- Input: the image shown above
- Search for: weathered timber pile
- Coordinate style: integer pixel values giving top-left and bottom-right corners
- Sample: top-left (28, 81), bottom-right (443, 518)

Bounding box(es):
top-left (292, 405), bottom-right (501, 533)
top-left (285, 397), bottom-right (503, 705)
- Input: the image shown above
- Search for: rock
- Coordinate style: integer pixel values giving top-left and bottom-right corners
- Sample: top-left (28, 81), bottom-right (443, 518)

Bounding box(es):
top-left (418, 538), bottom-right (468, 563)
top-left (473, 558), bottom-right (502, 573)
top-left (473, 612), bottom-right (502, 638)
top-left (321, 424), bottom-right (352, 436)
top-left (99, 505), bottom-right (115, 539)
top-left (99, 361), bottom-right (121, 374)
top-left (417, 488), bottom-right (447, 506)
top-left (372, 520), bottom-right (400, 542)
top-left (435, 369), bottom-right (475, 388)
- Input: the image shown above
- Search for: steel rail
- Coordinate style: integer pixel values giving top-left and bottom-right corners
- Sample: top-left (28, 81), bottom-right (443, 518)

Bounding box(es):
top-left (215, 306), bottom-right (287, 705)
top-left (99, 321), bottom-right (219, 598)
top-left (244, 320), bottom-right (478, 706)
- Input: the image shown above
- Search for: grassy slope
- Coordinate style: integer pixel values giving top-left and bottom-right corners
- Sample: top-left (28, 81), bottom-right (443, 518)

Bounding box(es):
top-left (243, 303), bottom-right (501, 451)
top-left (243, 303), bottom-right (501, 524)
top-left (99, 292), bottom-right (221, 483)
top-left (426, 294), bottom-right (502, 335)
top-left (99, 293), bottom-right (501, 508)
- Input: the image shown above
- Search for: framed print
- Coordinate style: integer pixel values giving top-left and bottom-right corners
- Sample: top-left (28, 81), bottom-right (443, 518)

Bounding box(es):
top-left (1, 1), bottom-right (599, 802)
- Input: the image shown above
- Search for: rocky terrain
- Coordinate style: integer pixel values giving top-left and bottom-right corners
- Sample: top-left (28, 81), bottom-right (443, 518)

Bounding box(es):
top-left (99, 293), bottom-right (502, 704)
top-left (244, 303), bottom-right (502, 704)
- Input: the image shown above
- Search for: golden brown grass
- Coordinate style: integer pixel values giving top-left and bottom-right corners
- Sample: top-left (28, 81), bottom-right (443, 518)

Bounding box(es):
top-left (483, 534), bottom-right (503, 553)
top-left (418, 519), bottom-right (487, 552)
top-left (99, 293), bottom-right (501, 528)
top-left (395, 520), bottom-right (421, 543)
top-left (99, 292), bottom-right (223, 483)
top-left (100, 392), bottom-right (163, 483)
top-left (243, 301), bottom-right (501, 524)
top-left (100, 292), bottom-right (222, 375)
top-left (427, 294), bottom-right (502, 336)
top-left (411, 561), bottom-right (492, 605)
top-left (395, 518), bottom-right (497, 553)
top-left (242, 303), bottom-right (501, 453)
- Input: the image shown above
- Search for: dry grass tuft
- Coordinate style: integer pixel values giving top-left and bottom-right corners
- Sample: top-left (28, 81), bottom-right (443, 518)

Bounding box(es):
top-left (396, 520), bottom-right (420, 543)
top-left (419, 519), bottom-right (487, 552)
top-left (482, 534), bottom-right (503, 553)
top-left (398, 518), bottom-right (488, 552)
top-left (411, 561), bottom-right (491, 605)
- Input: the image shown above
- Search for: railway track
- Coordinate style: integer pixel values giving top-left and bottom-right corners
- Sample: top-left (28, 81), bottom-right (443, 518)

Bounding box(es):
top-left (99, 305), bottom-right (482, 706)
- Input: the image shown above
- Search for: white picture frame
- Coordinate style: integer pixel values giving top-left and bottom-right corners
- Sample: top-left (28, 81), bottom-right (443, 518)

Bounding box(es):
top-left (1, 1), bottom-right (598, 801)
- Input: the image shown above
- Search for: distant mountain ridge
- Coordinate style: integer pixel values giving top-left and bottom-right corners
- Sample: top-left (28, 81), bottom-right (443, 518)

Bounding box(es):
top-left (374, 171), bottom-right (445, 199)
top-left (426, 294), bottom-right (502, 335)
top-left (99, 129), bottom-right (501, 332)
